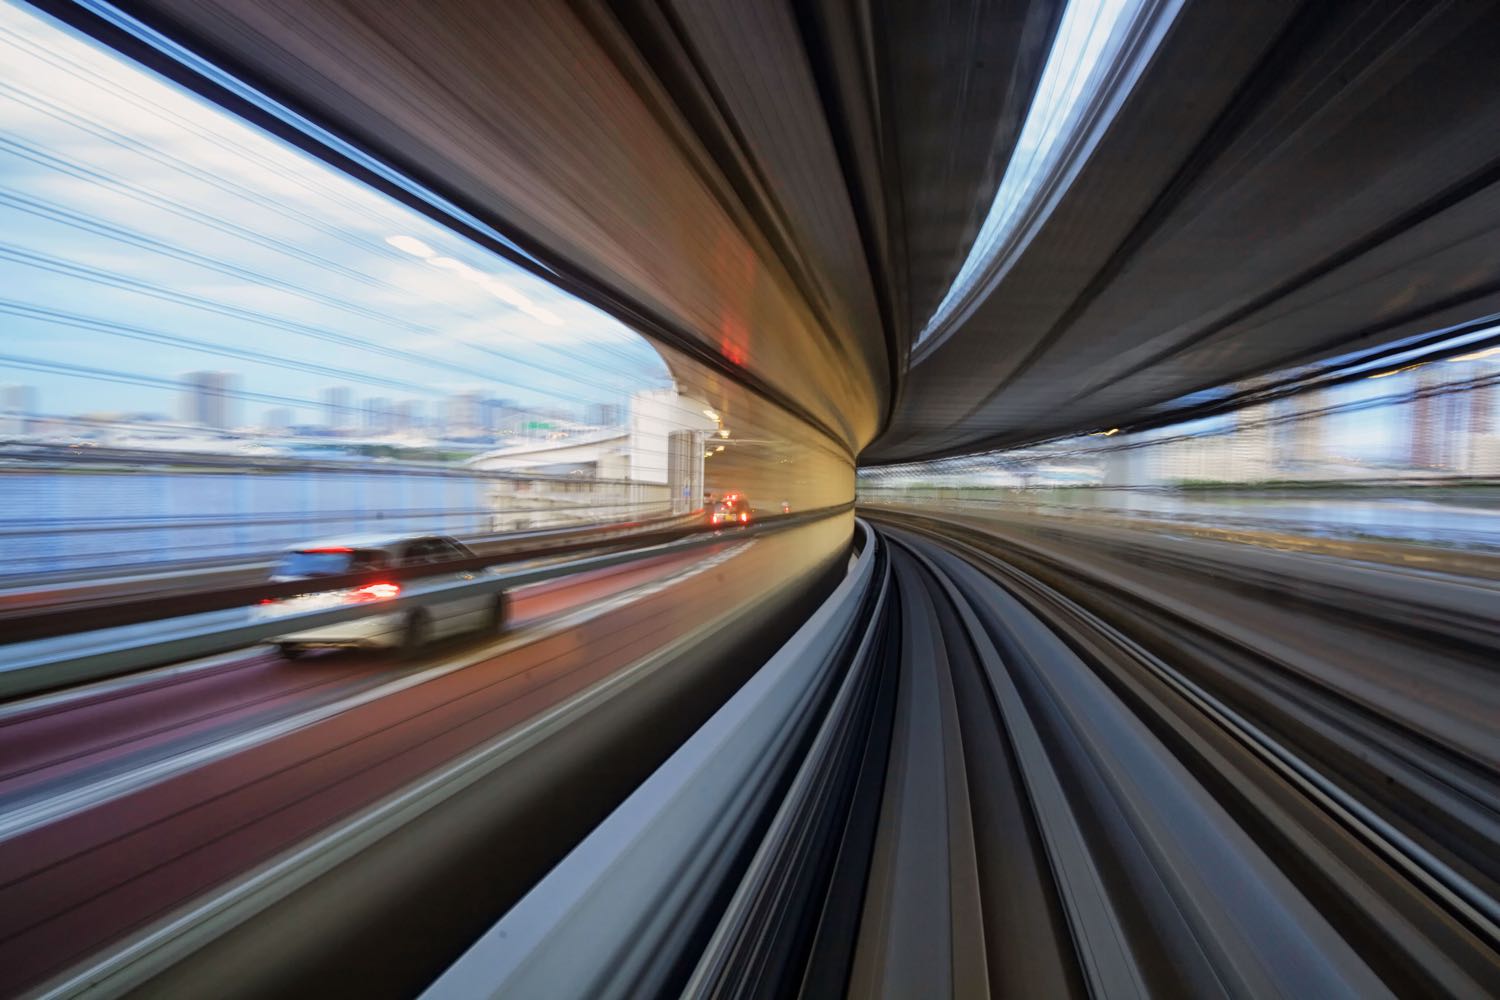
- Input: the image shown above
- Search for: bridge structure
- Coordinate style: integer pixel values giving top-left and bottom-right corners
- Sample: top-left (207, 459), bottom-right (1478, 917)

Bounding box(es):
top-left (3, 2), bottom-right (1500, 996)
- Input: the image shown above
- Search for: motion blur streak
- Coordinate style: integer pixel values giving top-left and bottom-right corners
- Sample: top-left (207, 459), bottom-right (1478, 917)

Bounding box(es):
top-left (4, 0), bottom-right (1500, 997)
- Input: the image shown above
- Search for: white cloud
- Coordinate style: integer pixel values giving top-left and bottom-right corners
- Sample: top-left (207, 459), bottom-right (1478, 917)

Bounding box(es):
top-left (0, 0), bottom-right (669, 419)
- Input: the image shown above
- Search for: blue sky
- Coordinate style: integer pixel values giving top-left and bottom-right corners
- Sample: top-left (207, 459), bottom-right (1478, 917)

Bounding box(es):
top-left (3, 0), bottom-right (1494, 459)
top-left (0, 0), bottom-right (668, 428)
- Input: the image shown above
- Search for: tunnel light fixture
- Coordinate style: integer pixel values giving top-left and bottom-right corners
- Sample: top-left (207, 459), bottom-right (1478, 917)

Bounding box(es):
top-left (715, 445), bottom-right (725, 452)
top-left (718, 428), bottom-right (730, 438)
top-left (702, 409), bottom-right (720, 422)
top-left (916, 0), bottom-right (1183, 352)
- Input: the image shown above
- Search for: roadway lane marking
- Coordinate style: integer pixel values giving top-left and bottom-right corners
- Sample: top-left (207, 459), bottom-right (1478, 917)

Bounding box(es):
top-left (0, 648), bottom-right (264, 725)
top-left (28, 581), bottom-right (767, 1000)
top-left (0, 547), bottom-right (705, 722)
top-left (0, 542), bottom-right (750, 845)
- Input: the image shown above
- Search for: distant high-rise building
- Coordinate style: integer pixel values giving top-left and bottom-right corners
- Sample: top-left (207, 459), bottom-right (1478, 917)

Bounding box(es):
top-left (263, 408), bottom-right (293, 434)
top-left (323, 387), bottom-right (353, 433)
top-left (363, 397), bottom-right (392, 434)
top-left (446, 392), bottom-right (485, 435)
top-left (1470, 367), bottom-right (1494, 438)
top-left (180, 372), bottom-right (235, 430)
top-left (392, 399), bottom-right (423, 433)
top-left (482, 396), bottom-right (519, 434)
top-left (1287, 388), bottom-right (1325, 468)
top-left (1411, 367), bottom-right (1451, 469)
top-left (587, 402), bottom-right (624, 427)
top-left (1466, 362), bottom-right (1500, 475)
top-left (2, 384), bottom-right (37, 435)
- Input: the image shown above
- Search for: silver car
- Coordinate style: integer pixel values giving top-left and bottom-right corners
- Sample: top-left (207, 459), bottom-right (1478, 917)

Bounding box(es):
top-left (256, 533), bottom-right (506, 658)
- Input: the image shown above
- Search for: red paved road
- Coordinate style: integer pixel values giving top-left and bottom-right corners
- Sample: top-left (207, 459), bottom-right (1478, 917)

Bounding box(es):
top-left (0, 544), bottom-right (726, 809)
top-left (0, 535), bottom-right (767, 992)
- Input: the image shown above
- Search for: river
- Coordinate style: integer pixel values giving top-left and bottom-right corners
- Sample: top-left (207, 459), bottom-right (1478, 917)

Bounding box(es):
top-left (0, 469), bottom-right (487, 579)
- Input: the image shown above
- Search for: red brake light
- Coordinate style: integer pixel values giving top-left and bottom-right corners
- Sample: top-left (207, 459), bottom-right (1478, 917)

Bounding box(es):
top-left (351, 581), bottom-right (400, 601)
top-left (304, 546), bottom-right (352, 553)
top-left (739, 512), bottom-right (748, 523)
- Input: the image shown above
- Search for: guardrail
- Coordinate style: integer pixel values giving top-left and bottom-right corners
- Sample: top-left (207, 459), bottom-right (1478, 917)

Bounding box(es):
top-left (0, 508), bottom-right (701, 616)
top-left (0, 498), bottom-right (675, 580)
top-left (0, 504), bottom-right (854, 699)
top-left (423, 520), bottom-right (885, 998)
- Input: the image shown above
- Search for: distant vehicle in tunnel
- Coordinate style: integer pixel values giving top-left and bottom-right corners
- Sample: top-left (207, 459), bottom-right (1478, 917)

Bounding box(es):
top-left (256, 534), bottom-right (505, 658)
top-left (710, 493), bottom-right (752, 526)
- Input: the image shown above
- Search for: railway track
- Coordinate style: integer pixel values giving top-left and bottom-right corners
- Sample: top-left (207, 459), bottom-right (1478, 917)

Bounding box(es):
top-left (828, 513), bottom-right (1500, 997)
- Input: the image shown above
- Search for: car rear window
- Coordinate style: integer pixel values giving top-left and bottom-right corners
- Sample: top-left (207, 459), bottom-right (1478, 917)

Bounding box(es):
top-left (276, 548), bottom-right (387, 577)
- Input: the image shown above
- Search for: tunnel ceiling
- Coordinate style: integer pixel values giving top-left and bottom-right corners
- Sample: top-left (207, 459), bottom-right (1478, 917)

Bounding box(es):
top-left (89, 0), bottom-right (1500, 463)
top-left (867, 0), bottom-right (1500, 462)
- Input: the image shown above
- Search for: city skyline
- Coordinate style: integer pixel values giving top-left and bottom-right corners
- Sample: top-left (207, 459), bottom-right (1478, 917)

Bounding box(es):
top-left (0, 376), bottom-right (625, 441)
top-left (0, 2), bottom-right (669, 434)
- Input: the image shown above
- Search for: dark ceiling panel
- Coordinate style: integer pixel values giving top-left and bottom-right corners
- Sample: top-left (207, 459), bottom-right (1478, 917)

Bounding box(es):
top-left (867, 0), bottom-right (1500, 462)
top-left (875, 0), bottom-right (1062, 340)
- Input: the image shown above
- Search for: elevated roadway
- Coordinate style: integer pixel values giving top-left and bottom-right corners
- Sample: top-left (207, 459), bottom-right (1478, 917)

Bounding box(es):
top-left (0, 517), bottom-right (852, 996)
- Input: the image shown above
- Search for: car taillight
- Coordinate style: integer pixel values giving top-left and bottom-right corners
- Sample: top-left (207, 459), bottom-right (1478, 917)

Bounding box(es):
top-left (350, 581), bottom-right (400, 601)
top-left (259, 598), bottom-right (274, 605)
top-left (739, 512), bottom-right (748, 523)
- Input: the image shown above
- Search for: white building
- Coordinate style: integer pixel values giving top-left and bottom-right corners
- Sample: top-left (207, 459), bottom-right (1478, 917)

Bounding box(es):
top-left (1, 384), bottom-right (37, 436)
top-left (466, 388), bottom-right (717, 530)
top-left (180, 372), bottom-right (235, 430)
top-left (323, 387), bottom-right (353, 433)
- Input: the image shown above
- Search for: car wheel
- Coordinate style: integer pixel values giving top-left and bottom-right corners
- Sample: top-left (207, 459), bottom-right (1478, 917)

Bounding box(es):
top-left (486, 593), bottom-right (509, 634)
top-left (399, 611), bottom-right (430, 659)
top-left (276, 643), bottom-right (306, 660)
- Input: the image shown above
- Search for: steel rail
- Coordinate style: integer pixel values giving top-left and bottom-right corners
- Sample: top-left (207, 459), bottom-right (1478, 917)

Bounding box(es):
top-left (879, 527), bottom-right (1396, 996)
top-left (883, 534), bottom-right (1142, 998)
top-left (681, 532), bottom-right (893, 998)
top-left (879, 512), bottom-right (1500, 939)
top-left (871, 511), bottom-right (1500, 993)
